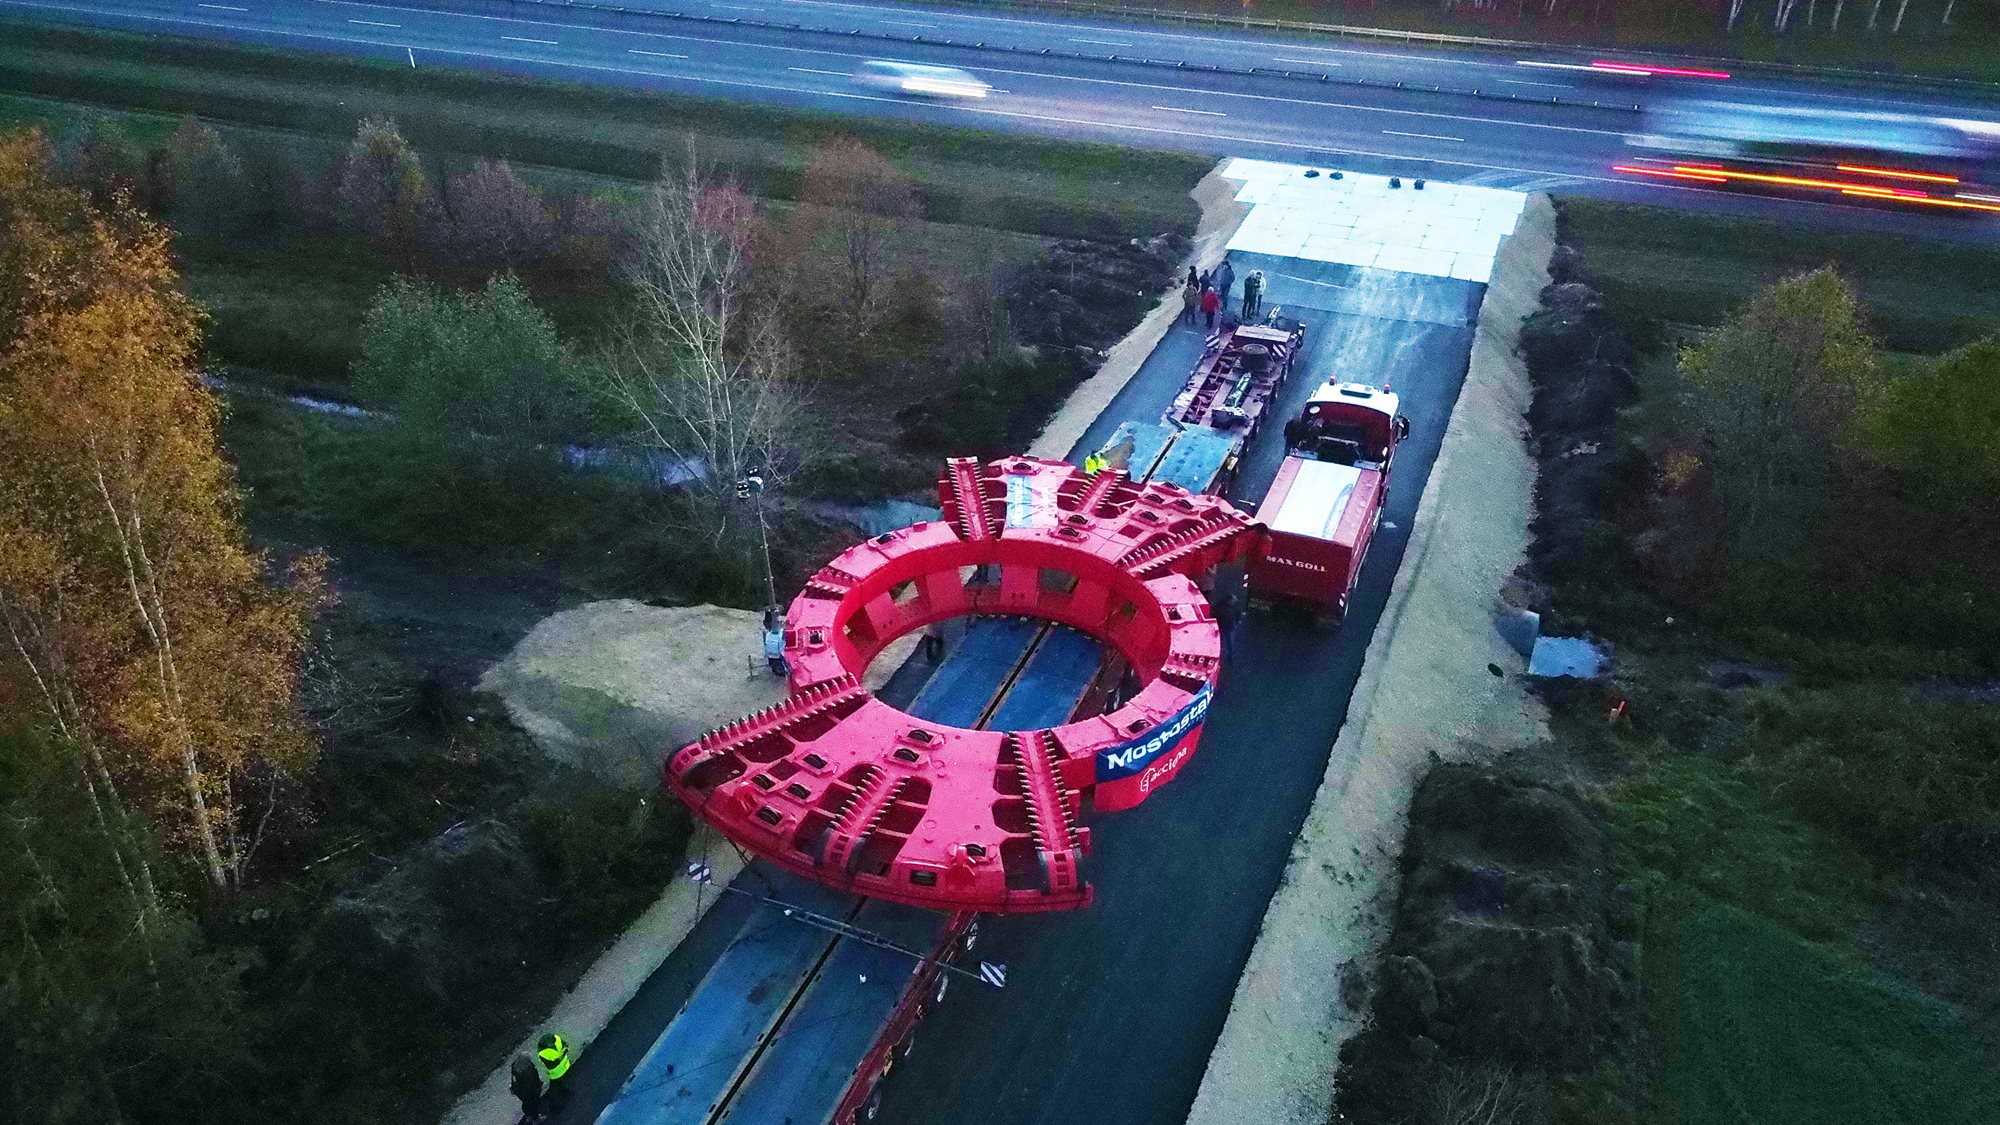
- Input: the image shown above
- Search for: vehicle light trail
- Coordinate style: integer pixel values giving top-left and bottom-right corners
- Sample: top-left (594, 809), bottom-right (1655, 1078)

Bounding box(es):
top-left (1837, 164), bottom-right (1960, 184)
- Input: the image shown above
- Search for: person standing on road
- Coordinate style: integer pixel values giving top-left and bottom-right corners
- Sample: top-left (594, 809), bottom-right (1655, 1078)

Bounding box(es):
top-left (1242, 270), bottom-right (1264, 320)
top-left (510, 1053), bottom-right (547, 1122)
top-left (537, 1032), bottom-right (574, 1094)
top-left (1213, 258), bottom-right (1235, 309)
top-left (923, 620), bottom-right (947, 664)
top-left (1181, 278), bottom-right (1200, 326)
top-left (1185, 264), bottom-right (1199, 291)
top-left (762, 607), bottom-right (787, 677)
top-left (1200, 284), bottom-right (1221, 329)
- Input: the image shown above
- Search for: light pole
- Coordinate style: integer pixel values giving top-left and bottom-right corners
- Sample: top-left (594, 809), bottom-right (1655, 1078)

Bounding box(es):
top-left (736, 470), bottom-right (777, 610)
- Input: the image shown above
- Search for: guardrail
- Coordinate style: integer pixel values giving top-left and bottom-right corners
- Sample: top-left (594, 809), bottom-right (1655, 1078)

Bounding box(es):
top-left (915, 0), bottom-right (2000, 95)
top-left (419, 0), bottom-right (1645, 113)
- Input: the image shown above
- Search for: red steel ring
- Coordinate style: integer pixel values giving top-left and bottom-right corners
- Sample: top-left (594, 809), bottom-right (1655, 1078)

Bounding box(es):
top-left (665, 456), bottom-right (1258, 912)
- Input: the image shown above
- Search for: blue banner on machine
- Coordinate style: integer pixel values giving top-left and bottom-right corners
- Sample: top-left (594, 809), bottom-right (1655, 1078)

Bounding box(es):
top-left (1096, 683), bottom-right (1214, 781)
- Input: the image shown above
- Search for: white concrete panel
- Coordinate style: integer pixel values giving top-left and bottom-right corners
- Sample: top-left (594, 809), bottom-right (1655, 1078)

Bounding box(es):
top-left (1219, 162), bottom-right (1527, 281)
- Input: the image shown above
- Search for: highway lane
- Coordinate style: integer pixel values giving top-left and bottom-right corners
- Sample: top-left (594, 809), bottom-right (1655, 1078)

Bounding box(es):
top-left (13, 0), bottom-right (2000, 238)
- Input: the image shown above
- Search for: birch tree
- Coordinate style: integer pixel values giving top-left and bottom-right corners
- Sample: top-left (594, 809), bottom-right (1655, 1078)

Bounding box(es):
top-left (0, 129), bottom-right (327, 892)
top-left (596, 158), bottom-right (816, 573)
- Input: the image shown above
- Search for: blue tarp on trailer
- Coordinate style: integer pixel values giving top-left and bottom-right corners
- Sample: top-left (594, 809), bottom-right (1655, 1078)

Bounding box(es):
top-left (596, 874), bottom-right (856, 1125)
top-left (1151, 428), bottom-right (1239, 496)
top-left (907, 617), bottom-right (1041, 727)
top-left (987, 626), bottom-right (1101, 732)
top-left (715, 900), bottom-right (952, 1124)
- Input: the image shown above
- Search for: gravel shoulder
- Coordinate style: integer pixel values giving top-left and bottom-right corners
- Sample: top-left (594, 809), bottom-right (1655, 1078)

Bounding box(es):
top-left (1184, 194), bottom-right (1558, 1125)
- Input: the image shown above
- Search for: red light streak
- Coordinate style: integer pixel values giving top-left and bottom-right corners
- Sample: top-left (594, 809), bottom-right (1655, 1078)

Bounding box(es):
top-left (1590, 60), bottom-right (1732, 79)
top-left (1836, 164), bottom-right (1960, 184)
top-left (1612, 163), bottom-right (1727, 183)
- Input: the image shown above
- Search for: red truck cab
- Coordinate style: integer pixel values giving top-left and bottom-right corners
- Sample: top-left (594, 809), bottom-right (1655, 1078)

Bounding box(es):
top-left (1248, 383), bottom-right (1409, 620)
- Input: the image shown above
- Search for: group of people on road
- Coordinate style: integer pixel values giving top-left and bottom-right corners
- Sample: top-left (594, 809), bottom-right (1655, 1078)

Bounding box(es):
top-left (1181, 259), bottom-right (1265, 330)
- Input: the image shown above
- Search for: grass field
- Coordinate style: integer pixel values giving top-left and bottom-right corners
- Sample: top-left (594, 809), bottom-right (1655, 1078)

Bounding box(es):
top-left (1560, 199), bottom-right (2000, 354)
top-left (1646, 893), bottom-right (2000, 1125)
top-left (0, 19), bottom-right (1209, 240)
top-left (1612, 750), bottom-right (2000, 1125)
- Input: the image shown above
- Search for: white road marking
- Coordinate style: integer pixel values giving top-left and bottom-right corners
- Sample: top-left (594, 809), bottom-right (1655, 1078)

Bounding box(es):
top-left (196, 3), bottom-right (247, 9)
top-left (502, 35), bottom-right (556, 44)
top-left (882, 19), bottom-right (936, 27)
top-left (788, 67), bottom-right (848, 76)
top-left (1383, 130), bottom-right (1464, 141)
top-left (1500, 78), bottom-right (1569, 89)
top-left (1272, 58), bottom-right (1339, 68)
top-left (348, 18), bottom-right (398, 26)
top-left (1070, 38), bottom-right (1131, 46)
top-left (629, 48), bottom-right (689, 58)
top-left (1154, 105), bottom-right (1227, 117)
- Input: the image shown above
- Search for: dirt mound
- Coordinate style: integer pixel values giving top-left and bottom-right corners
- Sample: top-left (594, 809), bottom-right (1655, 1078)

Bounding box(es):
top-left (1517, 268), bottom-right (1637, 596)
top-left (1337, 763), bottom-right (1636, 1123)
top-left (1006, 234), bottom-right (1187, 365)
top-left (331, 820), bottom-right (559, 1004)
top-left (480, 599), bottom-right (919, 786)
top-left (1861, 820), bottom-right (2000, 1062)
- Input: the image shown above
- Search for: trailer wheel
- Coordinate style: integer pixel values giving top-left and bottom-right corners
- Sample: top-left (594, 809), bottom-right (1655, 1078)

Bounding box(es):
top-left (862, 1089), bottom-right (883, 1122)
top-left (934, 974), bottom-right (949, 1004)
top-left (960, 922), bottom-right (979, 954)
top-left (897, 1029), bottom-right (918, 1060)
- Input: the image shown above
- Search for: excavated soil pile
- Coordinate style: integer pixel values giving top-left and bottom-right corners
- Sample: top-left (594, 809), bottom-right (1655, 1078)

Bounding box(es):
top-left (1862, 820), bottom-right (2000, 1064)
top-left (1517, 255), bottom-right (1639, 601)
top-left (333, 819), bottom-right (560, 1005)
top-left (1007, 234), bottom-right (1189, 364)
top-left (1337, 763), bottom-right (1638, 1122)
top-left (899, 234), bottom-right (1189, 454)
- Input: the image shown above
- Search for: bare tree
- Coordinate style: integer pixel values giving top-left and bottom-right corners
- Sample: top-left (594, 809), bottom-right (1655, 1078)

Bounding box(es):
top-left (1832, 0), bottom-right (1846, 30)
top-left (1730, 0), bottom-right (1750, 30)
top-left (1892, 0), bottom-right (1911, 29)
top-left (1868, 0), bottom-right (1884, 27)
top-left (597, 157), bottom-right (816, 602)
top-left (1417, 1062), bottom-right (1531, 1125)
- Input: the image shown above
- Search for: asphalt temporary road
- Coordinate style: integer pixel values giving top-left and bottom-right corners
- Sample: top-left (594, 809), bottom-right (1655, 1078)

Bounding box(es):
top-left (524, 258), bottom-right (1484, 1125)
top-left (8, 0), bottom-right (2000, 239)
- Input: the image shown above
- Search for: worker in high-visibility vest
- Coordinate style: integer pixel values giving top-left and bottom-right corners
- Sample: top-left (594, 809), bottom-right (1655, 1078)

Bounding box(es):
top-left (1083, 453), bottom-right (1108, 474)
top-left (537, 1031), bottom-right (573, 1089)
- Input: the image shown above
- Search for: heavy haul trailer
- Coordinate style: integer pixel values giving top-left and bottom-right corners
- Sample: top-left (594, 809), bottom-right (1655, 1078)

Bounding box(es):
top-left (600, 621), bottom-right (1105, 1125)
top-left (1247, 381), bottom-right (1410, 619)
top-left (1095, 316), bottom-right (1307, 500)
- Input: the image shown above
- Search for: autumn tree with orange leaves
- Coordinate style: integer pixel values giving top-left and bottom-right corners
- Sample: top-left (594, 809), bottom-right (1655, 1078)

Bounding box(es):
top-left (0, 129), bottom-right (327, 893)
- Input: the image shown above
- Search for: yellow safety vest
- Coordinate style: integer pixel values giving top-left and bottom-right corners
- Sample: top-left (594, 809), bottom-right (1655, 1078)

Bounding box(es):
top-left (538, 1035), bottom-right (572, 1081)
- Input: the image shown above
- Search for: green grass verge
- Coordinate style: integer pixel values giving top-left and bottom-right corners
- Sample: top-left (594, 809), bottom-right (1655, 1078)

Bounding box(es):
top-left (1559, 198), bottom-right (2000, 354)
top-left (1645, 893), bottom-right (2000, 1125)
top-left (0, 18), bottom-right (1208, 239)
top-left (1609, 749), bottom-right (2000, 1125)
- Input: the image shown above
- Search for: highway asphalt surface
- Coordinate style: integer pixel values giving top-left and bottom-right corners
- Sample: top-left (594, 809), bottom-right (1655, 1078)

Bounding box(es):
top-left (8, 0), bottom-right (2000, 239)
